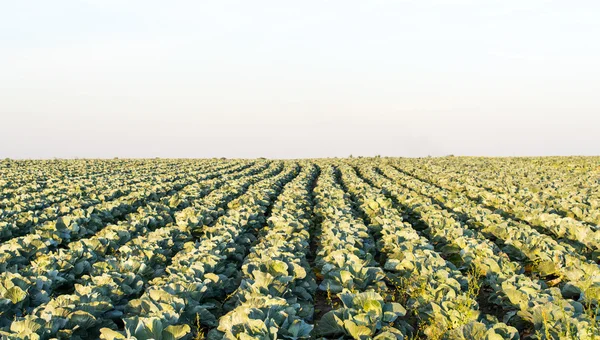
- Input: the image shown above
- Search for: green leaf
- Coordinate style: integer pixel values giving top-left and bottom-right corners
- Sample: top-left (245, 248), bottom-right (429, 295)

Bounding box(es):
top-left (352, 291), bottom-right (383, 315)
top-left (340, 270), bottom-right (354, 284)
top-left (374, 331), bottom-right (403, 340)
top-left (536, 260), bottom-right (558, 276)
top-left (163, 324), bottom-right (191, 340)
top-left (67, 311), bottom-right (96, 329)
top-left (363, 299), bottom-right (382, 314)
top-left (99, 328), bottom-right (127, 340)
top-left (315, 311), bottom-right (345, 336)
top-left (6, 286), bottom-right (27, 304)
top-left (286, 319), bottom-right (313, 337)
top-left (344, 320), bottom-right (373, 339)
top-left (561, 283), bottom-right (581, 299)
top-left (503, 288), bottom-right (527, 308)
top-left (268, 260), bottom-right (289, 276)
top-left (382, 302), bottom-right (406, 322)
top-left (10, 317), bottom-right (44, 334)
top-left (204, 273), bottom-right (220, 283)
top-left (148, 317), bottom-right (165, 339)
top-left (55, 216), bottom-right (72, 229)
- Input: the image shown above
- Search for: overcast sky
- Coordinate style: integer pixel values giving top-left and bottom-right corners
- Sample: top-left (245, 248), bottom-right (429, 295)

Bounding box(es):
top-left (1, 1), bottom-right (599, 159)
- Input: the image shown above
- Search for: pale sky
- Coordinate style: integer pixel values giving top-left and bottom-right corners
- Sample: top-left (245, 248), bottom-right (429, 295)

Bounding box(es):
top-left (1, 1), bottom-right (599, 159)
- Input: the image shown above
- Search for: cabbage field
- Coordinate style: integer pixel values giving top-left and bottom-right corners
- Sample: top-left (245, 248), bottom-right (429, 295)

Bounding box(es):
top-left (1, 157), bottom-right (599, 340)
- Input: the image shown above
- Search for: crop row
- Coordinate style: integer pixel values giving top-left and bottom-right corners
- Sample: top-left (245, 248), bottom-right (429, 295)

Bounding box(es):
top-left (309, 164), bottom-right (407, 339)
top-left (0, 160), bottom-right (270, 324)
top-left (1, 157), bottom-right (598, 340)
top-left (0, 161), bottom-right (286, 339)
top-left (0, 161), bottom-right (242, 241)
top-left (207, 162), bottom-right (318, 339)
top-left (0, 161), bottom-right (259, 272)
top-left (0, 161), bottom-right (186, 214)
top-left (337, 163), bottom-right (519, 339)
top-left (97, 161), bottom-right (298, 339)
top-left (396, 159), bottom-right (600, 227)
top-left (354, 163), bottom-right (600, 338)
top-left (0, 160), bottom-right (186, 203)
top-left (394, 162), bottom-right (600, 259)
top-left (378, 164), bottom-right (600, 307)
